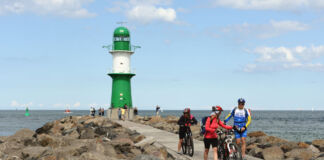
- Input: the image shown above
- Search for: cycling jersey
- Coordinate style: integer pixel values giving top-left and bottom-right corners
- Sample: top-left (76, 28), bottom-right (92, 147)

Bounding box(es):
top-left (224, 107), bottom-right (251, 128)
top-left (204, 117), bottom-right (232, 139)
top-left (178, 115), bottom-right (197, 133)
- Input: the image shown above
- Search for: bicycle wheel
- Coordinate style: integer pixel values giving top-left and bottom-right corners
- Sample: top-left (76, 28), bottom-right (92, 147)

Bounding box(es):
top-left (229, 143), bottom-right (242, 160)
top-left (181, 136), bottom-right (187, 154)
top-left (233, 143), bottom-right (242, 160)
top-left (187, 136), bottom-right (194, 157)
top-left (217, 144), bottom-right (225, 160)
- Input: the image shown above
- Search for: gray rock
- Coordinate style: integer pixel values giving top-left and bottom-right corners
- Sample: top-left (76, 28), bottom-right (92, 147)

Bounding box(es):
top-left (308, 144), bottom-right (320, 153)
top-left (133, 154), bottom-right (161, 160)
top-left (313, 140), bottom-right (324, 152)
top-left (79, 128), bottom-right (95, 139)
top-left (262, 146), bottom-right (284, 160)
top-left (135, 137), bottom-right (156, 149)
top-left (248, 147), bottom-right (263, 159)
top-left (21, 146), bottom-right (51, 159)
top-left (35, 122), bottom-right (54, 135)
top-left (285, 148), bottom-right (313, 160)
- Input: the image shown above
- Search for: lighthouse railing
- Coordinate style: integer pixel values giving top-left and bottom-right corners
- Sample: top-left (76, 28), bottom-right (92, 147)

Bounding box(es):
top-left (103, 45), bottom-right (141, 52)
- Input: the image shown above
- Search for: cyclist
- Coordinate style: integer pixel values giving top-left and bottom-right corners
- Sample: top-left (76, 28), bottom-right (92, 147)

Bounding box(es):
top-left (177, 108), bottom-right (198, 153)
top-left (204, 106), bottom-right (233, 160)
top-left (224, 98), bottom-right (251, 159)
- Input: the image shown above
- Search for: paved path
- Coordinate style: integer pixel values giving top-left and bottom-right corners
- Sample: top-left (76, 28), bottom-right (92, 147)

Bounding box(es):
top-left (115, 120), bottom-right (261, 160)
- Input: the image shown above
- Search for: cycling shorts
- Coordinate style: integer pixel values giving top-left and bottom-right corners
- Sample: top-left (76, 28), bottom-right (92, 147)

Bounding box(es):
top-left (234, 129), bottom-right (247, 139)
top-left (179, 131), bottom-right (185, 139)
top-left (204, 138), bottom-right (218, 149)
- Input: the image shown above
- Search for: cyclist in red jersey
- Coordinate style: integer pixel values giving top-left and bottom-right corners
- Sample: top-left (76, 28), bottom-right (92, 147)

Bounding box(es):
top-left (204, 106), bottom-right (233, 160)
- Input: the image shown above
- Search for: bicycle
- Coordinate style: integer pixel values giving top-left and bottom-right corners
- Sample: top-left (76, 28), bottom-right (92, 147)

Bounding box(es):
top-left (217, 129), bottom-right (242, 160)
top-left (181, 125), bottom-right (194, 157)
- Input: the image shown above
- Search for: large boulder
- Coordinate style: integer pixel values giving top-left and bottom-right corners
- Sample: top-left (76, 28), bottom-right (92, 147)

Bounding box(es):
top-left (313, 140), bottom-right (324, 152)
top-left (21, 146), bottom-right (52, 159)
top-left (280, 142), bottom-right (298, 152)
top-left (165, 116), bottom-right (178, 124)
top-left (135, 137), bottom-right (156, 149)
top-left (308, 145), bottom-right (320, 154)
top-left (298, 142), bottom-right (310, 148)
top-left (35, 122), bottom-right (54, 135)
top-left (248, 147), bottom-right (263, 158)
top-left (79, 128), bottom-right (95, 139)
top-left (6, 129), bottom-right (35, 143)
top-left (148, 116), bottom-right (164, 124)
top-left (262, 146), bottom-right (284, 160)
top-left (80, 152), bottom-right (117, 160)
top-left (133, 154), bottom-right (161, 160)
top-left (248, 131), bottom-right (267, 137)
top-left (285, 148), bottom-right (313, 160)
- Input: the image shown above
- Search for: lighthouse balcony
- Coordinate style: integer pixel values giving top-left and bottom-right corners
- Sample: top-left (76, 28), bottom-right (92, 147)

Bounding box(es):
top-left (103, 45), bottom-right (140, 53)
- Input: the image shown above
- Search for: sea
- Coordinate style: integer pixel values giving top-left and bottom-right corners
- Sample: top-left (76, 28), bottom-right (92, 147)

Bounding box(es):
top-left (0, 110), bottom-right (323, 142)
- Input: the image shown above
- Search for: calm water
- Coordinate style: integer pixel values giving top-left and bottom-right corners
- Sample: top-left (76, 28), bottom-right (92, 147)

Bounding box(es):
top-left (0, 110), bottom-right (323, 142)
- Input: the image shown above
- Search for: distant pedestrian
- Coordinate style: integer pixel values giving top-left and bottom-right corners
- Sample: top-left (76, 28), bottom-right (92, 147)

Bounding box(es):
top-left (121, 108), bottom-right (126, 121)
top-left (101, 108), bottom-right (105, 116)
top-left (156, 105), bottom-right (161, 116)
top-left (118, 108), bottom-right (121, 120)
top-left (98, 107), bottom-right (102, 116)
top-left (134, 107), bottom-right (138, 116)
top-left (90, 107), bottom-right (95, 116)
top-left (124, 104), bottom-right (128, 119)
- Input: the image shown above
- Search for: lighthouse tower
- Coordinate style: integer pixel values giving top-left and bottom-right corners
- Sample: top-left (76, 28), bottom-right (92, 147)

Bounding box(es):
top-left (105, 25), bottom-right (139, 120)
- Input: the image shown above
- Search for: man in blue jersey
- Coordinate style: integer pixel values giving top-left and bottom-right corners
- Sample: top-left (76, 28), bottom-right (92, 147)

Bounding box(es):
top-left (224, 98), bottom-right (251, 159)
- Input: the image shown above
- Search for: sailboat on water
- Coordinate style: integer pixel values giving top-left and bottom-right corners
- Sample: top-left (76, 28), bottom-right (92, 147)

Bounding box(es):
top-left (64, 105), bottom-right (72, 114)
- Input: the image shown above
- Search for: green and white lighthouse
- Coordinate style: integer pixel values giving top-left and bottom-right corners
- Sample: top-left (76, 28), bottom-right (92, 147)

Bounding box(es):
top-left (104, 25), bottom-right (140, 119)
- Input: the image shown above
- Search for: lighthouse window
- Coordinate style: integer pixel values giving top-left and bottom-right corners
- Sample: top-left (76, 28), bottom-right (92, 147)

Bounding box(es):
top-left (114, 37), bottom-right (130, 41)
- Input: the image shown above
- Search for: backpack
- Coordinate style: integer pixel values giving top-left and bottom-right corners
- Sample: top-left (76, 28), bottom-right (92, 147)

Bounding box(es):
top-left (200, 116), bottom-right (213, 136)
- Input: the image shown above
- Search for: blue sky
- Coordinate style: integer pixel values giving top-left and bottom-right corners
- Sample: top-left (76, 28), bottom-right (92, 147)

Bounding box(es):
top-left (1, 0), bottom-right (324, 110)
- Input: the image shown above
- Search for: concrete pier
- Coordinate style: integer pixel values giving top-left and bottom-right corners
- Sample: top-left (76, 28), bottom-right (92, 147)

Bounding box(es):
top-left (115, 120), bottom-right (261, 160)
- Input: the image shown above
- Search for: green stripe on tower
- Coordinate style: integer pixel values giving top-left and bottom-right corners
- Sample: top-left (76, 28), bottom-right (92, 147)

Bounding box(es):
top-left (108, 73), bottom-right (135, 108)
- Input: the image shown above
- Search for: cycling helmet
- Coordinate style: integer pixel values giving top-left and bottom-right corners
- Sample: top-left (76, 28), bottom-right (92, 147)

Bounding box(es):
top-left (238, 98), bottom-right (245, 104)
top-left (216, 106), bottom-right (223, 111)
top-left (183, 108), bottom-right (190, 114)
top-left (214, 106), bottom-right (223, 114)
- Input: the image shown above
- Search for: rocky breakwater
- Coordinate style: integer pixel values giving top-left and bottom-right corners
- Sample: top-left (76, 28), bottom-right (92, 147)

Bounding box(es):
top-left (246, 131), bottom-right (324, 160)
top-left (132, 115), bottom-right (324, 160)
top-left (0, 116), bottom-right (176, 160)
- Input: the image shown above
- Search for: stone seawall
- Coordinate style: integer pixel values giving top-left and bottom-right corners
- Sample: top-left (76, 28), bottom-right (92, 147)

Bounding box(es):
top-left (0, 116), bottom-right (177, 160)
top-left (132, 115), bottom-right (324, 160)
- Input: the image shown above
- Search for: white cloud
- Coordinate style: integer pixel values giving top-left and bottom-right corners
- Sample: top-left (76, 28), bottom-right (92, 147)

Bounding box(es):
top-left (211, 0), bottom-right (324, 11)
top-left (39, 104), bottom-right (44, 107)
top-left (0, 0), bottom-right (95, 18)
top-left (127, 5), bottom-right (176, 23)
top-left (73, 102), bottom-right (81, 107)
top-left (21, 102), bottom-right (33, 107)
top-left (108, 0), bottom-right (177, 24)
top-left (221, 20), bottom-right (309, 39)
top-left (244, 45), bottom-right (324, 72)
top-left (11, 100), bottom-right (20, 107)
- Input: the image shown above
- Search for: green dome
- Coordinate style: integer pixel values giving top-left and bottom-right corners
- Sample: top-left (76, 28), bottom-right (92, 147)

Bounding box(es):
top-left (113, 26), bottom-right (130, 37)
